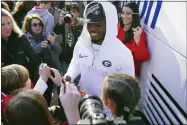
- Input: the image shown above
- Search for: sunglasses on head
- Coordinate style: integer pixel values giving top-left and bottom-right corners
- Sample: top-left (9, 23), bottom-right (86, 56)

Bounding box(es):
top-left (32, 23), bottom-right (42, 27)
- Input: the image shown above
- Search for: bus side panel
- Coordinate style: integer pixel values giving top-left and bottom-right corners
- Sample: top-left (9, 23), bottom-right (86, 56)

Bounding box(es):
top-left (138, 30), bottom-right (187, 125)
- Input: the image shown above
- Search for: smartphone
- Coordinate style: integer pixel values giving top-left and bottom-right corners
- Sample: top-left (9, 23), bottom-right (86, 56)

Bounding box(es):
top-left (132, 14), bottom-right (141, 28)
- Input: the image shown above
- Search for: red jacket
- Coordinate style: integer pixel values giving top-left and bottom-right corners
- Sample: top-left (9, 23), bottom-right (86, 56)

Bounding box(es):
top-left (1, 93), bottom-right (13, 117)
top-left (117, 25), bottom-right (149, 76)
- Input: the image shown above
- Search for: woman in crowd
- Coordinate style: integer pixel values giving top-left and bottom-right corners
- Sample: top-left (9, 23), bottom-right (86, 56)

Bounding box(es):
top-left (5, 89), bottom-right (55, 125)
top-left (22, 14), bottom-right (62, 105)
top-left (1, 8), bottom-right (40, 84)
top-left (117, 2), bottom-right (149, 77)
top-left (22, 14), bottom-right (62, 72)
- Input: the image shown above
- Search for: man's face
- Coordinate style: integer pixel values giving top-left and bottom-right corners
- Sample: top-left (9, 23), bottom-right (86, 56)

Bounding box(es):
top-left (72, 8), bottom-right (79, 20)
top-left (87, 21), bottom-right (106, 44)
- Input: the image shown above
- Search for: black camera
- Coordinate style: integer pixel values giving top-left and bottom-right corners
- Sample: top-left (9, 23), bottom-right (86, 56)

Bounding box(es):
top-left (64, 12), bottom-right (73, 24)
top-left (61, 2), bottom-right (73, 24)
top-left (62, 2), bottom-right (79, 24)
top-left (78, 95), bottom-right (127, 125)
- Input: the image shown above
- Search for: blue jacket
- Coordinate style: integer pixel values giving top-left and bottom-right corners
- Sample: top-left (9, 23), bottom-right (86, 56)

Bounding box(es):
top-left (26, 32), bottom-right (62, 70)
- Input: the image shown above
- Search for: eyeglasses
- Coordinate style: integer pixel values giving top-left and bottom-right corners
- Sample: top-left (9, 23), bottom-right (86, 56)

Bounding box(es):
top-left (32, 23), bottom-right (42, 27)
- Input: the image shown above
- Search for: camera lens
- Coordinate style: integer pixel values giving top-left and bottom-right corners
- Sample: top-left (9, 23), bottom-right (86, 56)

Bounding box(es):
top-left (64, 14), bottom-right (72, 24)
top-left (78, 95), bottom-right (105, 119)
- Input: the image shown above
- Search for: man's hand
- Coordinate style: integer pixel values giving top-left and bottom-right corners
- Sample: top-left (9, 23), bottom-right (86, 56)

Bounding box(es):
top-left (49, 68), bottom-right (62, 86)
top-left (39, 63), bottom-right (50, 82)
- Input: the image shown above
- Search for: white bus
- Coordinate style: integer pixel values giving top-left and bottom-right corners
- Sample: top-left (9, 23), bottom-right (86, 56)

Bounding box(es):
top-left (132, 1), bottom-right (187, 124)
top-left (74, 1), bottom-right (187, 124)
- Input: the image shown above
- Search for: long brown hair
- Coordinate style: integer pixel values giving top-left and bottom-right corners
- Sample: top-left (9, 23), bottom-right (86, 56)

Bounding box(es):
top-left (22, 14), bottom-right (44, 33)
top-left (119, 2), bottom-right (141, 43)
top-left (5, 89), bottom-right (55, 125)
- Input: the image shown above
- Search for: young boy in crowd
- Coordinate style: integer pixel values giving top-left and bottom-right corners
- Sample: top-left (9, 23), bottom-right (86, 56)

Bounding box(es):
top-left (1, 63), bottom-right (59, 118)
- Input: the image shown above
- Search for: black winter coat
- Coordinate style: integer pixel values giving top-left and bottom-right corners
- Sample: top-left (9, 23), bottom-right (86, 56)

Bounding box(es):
top-left (1, 32), bottom-right (41, 83)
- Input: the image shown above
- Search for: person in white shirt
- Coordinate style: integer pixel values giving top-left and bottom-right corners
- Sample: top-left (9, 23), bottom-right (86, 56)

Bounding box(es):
top-left (64, 1), bottom-right (135, 116)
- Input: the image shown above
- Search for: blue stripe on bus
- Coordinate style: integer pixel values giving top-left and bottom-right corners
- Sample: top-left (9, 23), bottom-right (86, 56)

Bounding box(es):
top-left (140, 1), bottom-right (148, 19)
top-left (144, 1), bottom-right (154, 25)
top-left (151, 1), bottom-right (162, 29)
top-left (136, 1), bottom-right (140, 7)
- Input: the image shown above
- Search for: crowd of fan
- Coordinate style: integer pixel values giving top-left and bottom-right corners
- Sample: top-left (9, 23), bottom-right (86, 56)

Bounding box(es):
top-left (1, 1), bottom-right (149, 125)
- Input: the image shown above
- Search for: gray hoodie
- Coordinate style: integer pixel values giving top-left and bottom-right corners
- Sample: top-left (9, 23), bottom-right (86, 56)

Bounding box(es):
top-left (27, 7), bottom-right (54, 34)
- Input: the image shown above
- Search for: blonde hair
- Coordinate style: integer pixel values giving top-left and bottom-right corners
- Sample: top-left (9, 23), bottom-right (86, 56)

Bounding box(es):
top-left (1, 8), bottom-right (22, 37)
top-left (2, 64), bottom-right (29, 94)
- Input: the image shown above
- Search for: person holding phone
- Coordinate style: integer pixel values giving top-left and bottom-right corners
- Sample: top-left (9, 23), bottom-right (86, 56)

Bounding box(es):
top-left (117, 2), bottom-right (149, 77)
top-left (22, 14), bottom-right (62, 105)
top-left (22, 14), bottom-right (62, 70)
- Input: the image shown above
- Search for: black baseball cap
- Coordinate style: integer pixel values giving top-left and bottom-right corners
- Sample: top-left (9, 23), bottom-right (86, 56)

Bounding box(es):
top-left (84, 2), bottom-right (105, 23)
